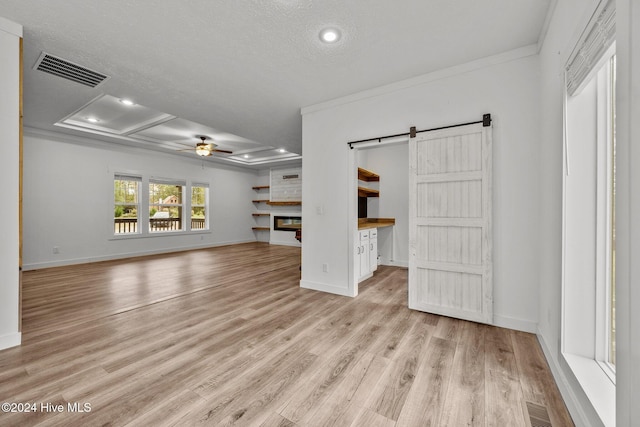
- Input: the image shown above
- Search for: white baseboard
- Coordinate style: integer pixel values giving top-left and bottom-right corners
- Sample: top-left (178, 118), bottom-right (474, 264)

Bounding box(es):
top-left (492, 314), bottom-right (538, 333)
top-left (300, 280), bottom-right (354, 297)
top-left (22, 239), bottom-right (256, 271)
top-left (269, 240), bottom-right (302, 247)
top-left (0, 332), bottom-right (21, 351)
top-left (382, 260), bottom-right (408, 268)
top-left (537, 330), bottom-right (594, 427)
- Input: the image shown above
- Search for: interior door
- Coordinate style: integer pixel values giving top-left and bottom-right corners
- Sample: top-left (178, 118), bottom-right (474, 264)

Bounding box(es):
top-left (408, 122), bottom-right (492, 324)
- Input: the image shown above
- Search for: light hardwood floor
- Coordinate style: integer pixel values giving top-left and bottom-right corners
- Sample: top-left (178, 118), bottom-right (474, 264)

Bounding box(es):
top-left (0, 242), bottom-right (573, 426)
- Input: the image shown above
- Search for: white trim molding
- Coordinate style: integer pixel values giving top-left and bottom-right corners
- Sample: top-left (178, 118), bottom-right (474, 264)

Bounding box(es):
top-left (301, 44), bottom-right (538, 115)
top-left (0, 16), bottom-right (22, 37)
top-left (300, 280), bottom-right (353, 298)
top-left (0, 332), bottom-right (21, 351)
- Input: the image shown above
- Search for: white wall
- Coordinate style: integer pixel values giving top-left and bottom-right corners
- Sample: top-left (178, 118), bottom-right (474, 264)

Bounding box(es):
top-left (0, 17), bottom-right (22, 351)
top-left (22, 129), bottom-right (261, 269)
top-left (301, 47), bottom-right (541, 332)
top-left (357, 144), bottom-right (409, 266)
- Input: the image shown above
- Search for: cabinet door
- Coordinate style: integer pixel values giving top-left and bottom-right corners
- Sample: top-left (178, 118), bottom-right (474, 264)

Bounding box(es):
top-left (359, 238), bottom-right (369, 278)
top-left (354, 239), bottom-right (362, 282)
top-left (356, 230), bottom-right (370, 281)
top-left (369, 229), bottom-right (378, 272)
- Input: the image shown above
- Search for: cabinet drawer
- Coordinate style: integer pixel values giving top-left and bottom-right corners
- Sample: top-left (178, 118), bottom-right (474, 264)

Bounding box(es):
top-left (359, 230), bottom-right (370, 241)
top-left (369, 228), bottom-right (377, 239)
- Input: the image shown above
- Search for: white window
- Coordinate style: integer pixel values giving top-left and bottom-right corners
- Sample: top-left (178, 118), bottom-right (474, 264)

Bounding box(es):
top-left (191, 183), bottom-right (209, 230)
top-left (562, 8), bottom-right (616, 420)
top-left (149, 179), bottom-right (186, 233)
top-left (114, 174), bottom-right (141, 235)
top-left (113, 175), bottom-right (209, 237)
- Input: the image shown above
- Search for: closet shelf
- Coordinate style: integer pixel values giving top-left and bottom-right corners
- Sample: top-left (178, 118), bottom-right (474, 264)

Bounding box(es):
top-left (358, 167), bottom-right (380, 182)
top-left (266, 201), bottom-right (302, 206)
top-left (252, 186), bottom-right (270, 190)
top-left (358, 187), bottom-right (379, 198)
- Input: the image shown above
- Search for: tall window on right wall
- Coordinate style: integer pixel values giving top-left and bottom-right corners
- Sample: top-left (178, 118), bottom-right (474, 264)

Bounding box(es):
top-left (562, 2), bottom-right (616, 421)
top-left (562, 1), bottom-right (616, 399)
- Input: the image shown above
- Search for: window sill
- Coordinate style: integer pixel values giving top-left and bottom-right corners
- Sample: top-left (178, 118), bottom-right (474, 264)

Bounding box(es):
top-left (563, 353), bottom-right (615, 426)
top-left (110, 230), bottom-right (211, 240)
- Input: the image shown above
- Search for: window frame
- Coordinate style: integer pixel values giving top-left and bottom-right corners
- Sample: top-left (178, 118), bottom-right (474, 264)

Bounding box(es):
top-left (594, 54), bottom-right (616, 380)
top-left (111, 174), bottom-right (210, 239)
top-left (148, 178), bottom-right (186, 233)
top-left (113, 174), bottom-right (142, 235)
top-left (190, 183), bottom-right (209, 231)
top-left (561, 45), bottom-right (616, 390)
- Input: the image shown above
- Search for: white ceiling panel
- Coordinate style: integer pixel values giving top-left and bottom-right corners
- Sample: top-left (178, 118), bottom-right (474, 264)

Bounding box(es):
top-left (130, 118), bottom-right (264, 152)
top-left (57, 94), bottom-right (173, 135)
top-left (0, 0), bottom-right (553, 168)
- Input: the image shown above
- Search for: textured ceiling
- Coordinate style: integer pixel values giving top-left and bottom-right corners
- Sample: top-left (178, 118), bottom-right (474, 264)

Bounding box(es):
top-left (0, 0), bottom-right (552, 167)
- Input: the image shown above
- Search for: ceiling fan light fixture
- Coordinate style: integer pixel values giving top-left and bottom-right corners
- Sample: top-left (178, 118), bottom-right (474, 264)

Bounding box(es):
top-left (195, 143), bottom-right (211, 157)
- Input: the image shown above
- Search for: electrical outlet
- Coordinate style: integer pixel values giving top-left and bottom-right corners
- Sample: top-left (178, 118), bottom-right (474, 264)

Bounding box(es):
top-left (53, 246), bottom-right (60, 254)
top-left (322, 263), bottom-right (328, 273)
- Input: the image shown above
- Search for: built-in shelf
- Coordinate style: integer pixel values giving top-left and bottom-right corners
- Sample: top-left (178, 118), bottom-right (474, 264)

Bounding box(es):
top-left (252, 183), bottom-right (271, 234)
top-left (266, 201), bottom-right (302, 206)
top-left (358, 217), bottom-right (396, 230)
top-left (358, 167), bottom-right (380, 182)
top-left (358, 186), bottom-right (379, 198)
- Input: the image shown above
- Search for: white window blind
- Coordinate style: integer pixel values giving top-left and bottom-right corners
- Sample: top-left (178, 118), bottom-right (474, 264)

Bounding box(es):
top-left (114, 174), bottom-right (141, 182)
top-left (149, 177), bottom-right (187, 186)
top-left (565, 0), bottom-right (615, 96)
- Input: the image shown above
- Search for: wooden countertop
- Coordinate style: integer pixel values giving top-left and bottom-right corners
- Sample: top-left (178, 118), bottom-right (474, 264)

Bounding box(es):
top-left (358, 218), bottom-right (396, 230)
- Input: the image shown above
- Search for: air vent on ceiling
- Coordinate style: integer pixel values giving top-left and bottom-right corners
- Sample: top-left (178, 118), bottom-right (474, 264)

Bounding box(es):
top-left (33, 52), bottom-right (109, 88)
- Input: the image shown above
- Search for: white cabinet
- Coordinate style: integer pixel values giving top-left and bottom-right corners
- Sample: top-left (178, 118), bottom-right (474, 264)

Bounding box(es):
top-left (355, 228), bottom-right (378, 283)
top-left (369, 228), bottom-right (378, 273)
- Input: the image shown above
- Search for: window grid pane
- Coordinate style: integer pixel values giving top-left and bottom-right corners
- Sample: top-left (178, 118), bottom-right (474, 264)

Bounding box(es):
top-left (149, 182), bottom-right (184, 232)
top-left (114, 178), bottom-right (140, 234)
top-left (191, 186), bottom-right (208, 230)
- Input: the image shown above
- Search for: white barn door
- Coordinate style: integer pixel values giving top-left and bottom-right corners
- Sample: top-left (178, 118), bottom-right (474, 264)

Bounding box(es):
top-left (408, 122), bottom-right (492, 324)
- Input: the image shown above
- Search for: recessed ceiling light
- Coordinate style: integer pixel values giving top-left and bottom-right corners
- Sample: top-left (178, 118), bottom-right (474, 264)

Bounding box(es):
top-left (319, 28), bottom-right (341, 43)
top-left (119, 99), bottom-right (135, 106)
top-left (86, 117), bottom-right (99, 123)
top-left (278, 148), bottom-right (286, 153)
top-left (243, 154), bottom-right (250, 159)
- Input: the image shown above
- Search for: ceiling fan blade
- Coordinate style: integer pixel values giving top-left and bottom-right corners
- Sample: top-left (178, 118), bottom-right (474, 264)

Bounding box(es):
top-left (211, 148), bottom-right (233, 154)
